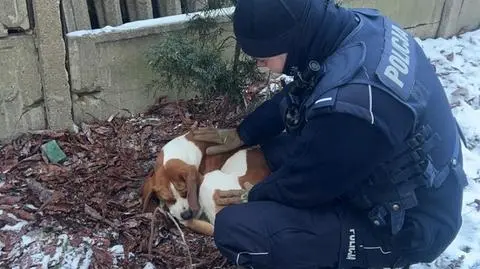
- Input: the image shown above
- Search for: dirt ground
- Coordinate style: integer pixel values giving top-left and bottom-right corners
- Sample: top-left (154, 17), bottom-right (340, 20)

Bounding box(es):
top-left (0, 95), bottom-right (253, 268)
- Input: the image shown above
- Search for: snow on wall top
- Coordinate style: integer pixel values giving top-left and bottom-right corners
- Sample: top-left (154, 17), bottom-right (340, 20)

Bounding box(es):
top-left (66, 6), bottom-right (235, 38)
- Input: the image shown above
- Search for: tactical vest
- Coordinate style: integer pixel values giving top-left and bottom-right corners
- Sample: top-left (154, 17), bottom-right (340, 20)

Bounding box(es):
top-left (280, 8), bottom-right (468, 235)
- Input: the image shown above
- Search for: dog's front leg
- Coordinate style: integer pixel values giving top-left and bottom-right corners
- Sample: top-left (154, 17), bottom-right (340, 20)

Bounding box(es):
top-left (184, 219), bottom-right (214, 236)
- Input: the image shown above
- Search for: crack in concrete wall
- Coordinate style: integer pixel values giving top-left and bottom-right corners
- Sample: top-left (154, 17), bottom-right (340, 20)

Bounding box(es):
top-left (22, 98), bottom-right (45, 113)
top-left (405, 21), bottom-right (441, 30)
top-left (72, 87), bottom-right (105, 95)
top-left (32, 0), bottom-right (74, 132)
top-left (0, 35), bottom-right (45, 141)
top-left (0, 0), bottom-right (31, 37)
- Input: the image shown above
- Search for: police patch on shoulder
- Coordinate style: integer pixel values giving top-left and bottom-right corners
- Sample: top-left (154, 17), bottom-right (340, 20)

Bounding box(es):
top-left (375, 18), bottom-right (417, 100)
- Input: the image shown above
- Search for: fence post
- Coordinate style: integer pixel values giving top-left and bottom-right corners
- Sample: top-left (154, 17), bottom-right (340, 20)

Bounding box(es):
top-left (436, 0), bottom-right (462, 38)
top-left (31, 0), bottom-right (75, 131)
top-left (95, 0), bottom-right (123, 27)
top-left (155, 0), bottom-right (182, 16)
top-left (126, 0), bottom-right (154, 21)
top-left (62, 0), bottom-right (92, 32)
top-left (185, 0), bottom-right (208, 12)
top-left (0, 0), bottom-right (31, 36)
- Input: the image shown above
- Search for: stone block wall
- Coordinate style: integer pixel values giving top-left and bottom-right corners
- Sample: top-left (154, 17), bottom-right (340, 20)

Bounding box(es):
top-left (0, 0), bottom-right (30, 37)
top-left (66, 11), bottom-right (233, 123)
top-left (0, 36), bottom-right (45, 139)
top-left (344, 0), bottom-right (446, 38)
top-left (0, 1), bottom-right (42, 141)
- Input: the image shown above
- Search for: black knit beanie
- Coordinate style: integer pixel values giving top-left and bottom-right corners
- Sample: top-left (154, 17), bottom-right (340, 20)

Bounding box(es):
top-left (233, 0), bottom-right (309, 58)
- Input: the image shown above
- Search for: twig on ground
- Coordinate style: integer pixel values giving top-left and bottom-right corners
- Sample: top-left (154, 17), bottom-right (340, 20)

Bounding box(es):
top-left (150, 206), bottom-right (194, 269)
top-left (84, 204), bottom-right (118, 228)
top-left (3, 154), bottom-right (42, 173)
top-left (148, 210), bottom-right (158, 257)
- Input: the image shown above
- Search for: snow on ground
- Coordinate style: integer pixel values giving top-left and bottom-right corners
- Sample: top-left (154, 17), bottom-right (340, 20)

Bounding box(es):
top-left (411, 29), bottom-right (480, 269)
top-left (0, 208), bottom-right (128, 268)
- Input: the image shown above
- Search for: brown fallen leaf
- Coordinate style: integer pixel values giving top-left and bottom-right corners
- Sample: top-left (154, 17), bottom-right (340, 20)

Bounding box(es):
top-left (8, 208), bottom-right (36, 221)
top-left (92, 246), bottom-right (114, 268)
top-left (0, 204), bottom-right (13, 210)
top-left (84, 204), bottom-right (118, 228)
top-left (2, 154), bottom-right (42, 174)
top-left (24, 177), bottom-right (53, 204)
top-left (1, 160), bottom-right (18, 174)
top-left (0, 214), bottom-right (21, 226)
top-left (0, 196), bottom-right (22, 205)
top-left (446, 52), bottom-right (455, 61)
top-left (122, 218), bottom-right (140, 229)
top-left (0, 183), bottom-right (14, 193)
top-left (93, 126), bottom-right (112, 135)
top-left (44, 203), bottom-right (72, 213)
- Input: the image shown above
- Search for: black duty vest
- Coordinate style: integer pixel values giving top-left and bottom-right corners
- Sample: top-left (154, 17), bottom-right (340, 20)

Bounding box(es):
top-left (280, 8), bottom-right (468, 235)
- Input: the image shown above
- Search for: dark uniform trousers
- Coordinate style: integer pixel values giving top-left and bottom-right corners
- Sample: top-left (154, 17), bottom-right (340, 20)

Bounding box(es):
top-left (213, 7), bottom-right (467, 269)
top-left (213, 135), bottom-right (407, 269)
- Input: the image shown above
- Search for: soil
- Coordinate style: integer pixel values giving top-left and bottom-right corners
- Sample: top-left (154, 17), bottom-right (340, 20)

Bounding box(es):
top-left (0, 95), bottom-right (251, 269)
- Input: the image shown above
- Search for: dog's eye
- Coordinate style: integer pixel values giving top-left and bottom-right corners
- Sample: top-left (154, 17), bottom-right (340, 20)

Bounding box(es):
top-left (165, 199), bottom-right (176, 205)
top-left (174, 182), bottom-right (186, 191)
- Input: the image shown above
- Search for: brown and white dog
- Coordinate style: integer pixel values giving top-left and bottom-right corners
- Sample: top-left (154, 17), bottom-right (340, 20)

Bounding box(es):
top-left (141, 129), bottom-right (270, 236)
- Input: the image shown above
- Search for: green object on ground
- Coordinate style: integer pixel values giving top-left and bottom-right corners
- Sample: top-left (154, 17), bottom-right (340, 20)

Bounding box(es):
top-left (41, 140), bottom-right (67, 164)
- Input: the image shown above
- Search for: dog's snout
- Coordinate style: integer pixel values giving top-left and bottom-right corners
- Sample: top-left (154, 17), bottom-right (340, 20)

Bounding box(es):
top-left (180, 209), bottom-right (193, 220)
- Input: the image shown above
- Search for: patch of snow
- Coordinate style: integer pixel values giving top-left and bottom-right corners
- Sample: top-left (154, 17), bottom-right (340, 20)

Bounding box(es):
top-left (66, 7), bottom-right (235, 38)
top-left (5, 230), bottom-right (94, 268)
top-left (0, 221), bottom-right (28, 232)
top-left (21, 235), bottom-right (35, 248)
top-left (144, 262), bottom-right (156, 269)
top-left (410, 28), bottom-right (480, 269)
top-left (24, 204), bottom-right (38, 210)
top-left (110, 244), bottom-right (125, 266)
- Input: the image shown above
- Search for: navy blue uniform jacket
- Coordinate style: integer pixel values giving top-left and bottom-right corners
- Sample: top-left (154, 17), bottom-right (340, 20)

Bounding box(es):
top-left (237, 84), bottom-right (410, 208)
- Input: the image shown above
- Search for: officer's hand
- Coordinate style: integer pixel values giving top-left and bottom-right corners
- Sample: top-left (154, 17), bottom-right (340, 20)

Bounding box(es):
top-left (214, 182), bottom-right (254, 205)
top-left (191, 127), bottom-right (244, 155)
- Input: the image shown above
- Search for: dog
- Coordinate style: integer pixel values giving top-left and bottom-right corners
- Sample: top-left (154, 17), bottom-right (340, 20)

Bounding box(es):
top-left (141, 129), bottom-right (270, 236)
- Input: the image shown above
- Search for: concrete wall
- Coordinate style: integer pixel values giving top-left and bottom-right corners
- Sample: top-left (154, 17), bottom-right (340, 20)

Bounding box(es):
top-left (343, 0), bottom-right (480, 38)
top-left (1, 0), bottom-right (480, 141)
top-left (0, 0), bottom-right (30, 37)
top-left (343, 0), bottom-right (445, 38)
top-left (437, 0), bottom-right (480, 37)
top-left (66, 11), bottom-right (234, 123)
top-left (0, 36), bottom-right (46, 139)
top-left (456, 0), bottom-right (480, 34)
top-left (0, 0), bottom-right (45, 141)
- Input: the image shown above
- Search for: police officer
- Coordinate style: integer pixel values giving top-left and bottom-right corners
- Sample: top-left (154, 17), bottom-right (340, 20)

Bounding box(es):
top-left (191, 0), bottom-right (468, 268)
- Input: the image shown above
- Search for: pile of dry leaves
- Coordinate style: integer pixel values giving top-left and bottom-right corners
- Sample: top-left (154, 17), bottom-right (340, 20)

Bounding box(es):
top-left (0, 95), bottom-right (250, 269)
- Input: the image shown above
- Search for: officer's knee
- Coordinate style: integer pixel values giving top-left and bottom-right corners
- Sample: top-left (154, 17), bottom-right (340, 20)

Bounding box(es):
top-left (213, 204), bottom-right (249, 248)
top-left (213, 205), bottom-right (236, 241)
top-left (213, 204), bottom-right (261, 262)
top-left (213, 204), bottom-right (274, 268)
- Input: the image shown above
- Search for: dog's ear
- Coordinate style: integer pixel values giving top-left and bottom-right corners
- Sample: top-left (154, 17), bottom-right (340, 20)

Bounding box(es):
top-left (165, 160), bottom-right (202, 215)
top-left (142, 151), bottom-right (167, 213)
top-left (141, 171), bottom-right (167, 213)
top-left (183, 166), bottom-right (202, 215)
top-left (141, 173), bottom-right (156, 213)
